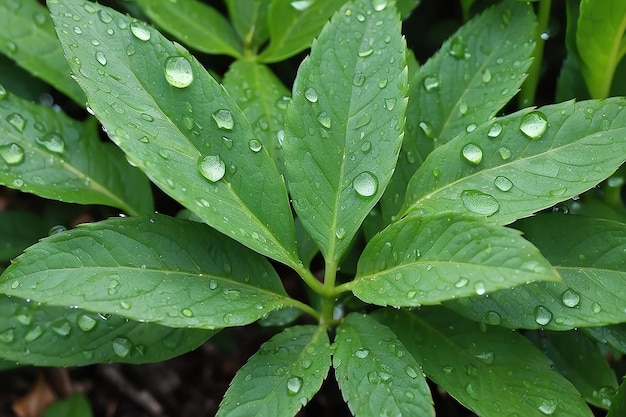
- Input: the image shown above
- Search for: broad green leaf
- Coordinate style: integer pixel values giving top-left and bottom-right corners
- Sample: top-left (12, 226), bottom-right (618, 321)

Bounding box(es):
top-left (348, 212), bottom-right (559, 307)
top-left (411, 1), bottom-right (534, 163)
top-left (446, 214), bottom-right (626, 329)
top-left (401, 99), bottom-right (626, 225)
top-left (258, 0), bottom-right (342, 63)
top-left (333, 313), bottom-right (434, 417)
top-left (217, 325), bottom-right (330, 417)
top-left (0, 215), bottom-right (297, 329)
top-left (43, 394), bottom-right (93, 417)
top-left (607, 377), bottom-right (626, 417)
top-left (0, 89), bottom-right (153, 215)
top-left (49, 0), bottom-right (299, 267)
top-left (223, 61), bottom-right (290, 174)
top-left (577, 0), bottom-right (626, 98)
top-left (0, 295), bottom-right (214, 366)
top-left (397, 0), bottom-right (420, 19)
top-left (584, 324), bottom-right (626, 354)
top-left (284, 0), bottom-right (407, 263)
top-left (0, 0), bottom-right (85, 104)
top-left (0, 210), bottom-right (47, 262)
top-left (375, 308), bottom-right (594, 417)
top-left (527, 330), bottom-right (618, 409)
top-left (135, 0), bottom-right (242, 58)
top-left (225, 0), bottom-right (271, 52)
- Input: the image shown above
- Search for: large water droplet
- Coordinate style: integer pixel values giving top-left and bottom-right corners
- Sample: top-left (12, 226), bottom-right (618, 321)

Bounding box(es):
top-left (462, 143), bottom-right (483, 165)
top-left (51, 319), bottom-right (71, 336)
top-left (287, 376), bottom-right (303, 395)
top-left (6, 113), bottom-right (26, 132)
top-left (15, 307), bottom-right (32, 325)
top-left (561, 289), bottom-right (580, 308)
top-left (198, 155), bottom-right (225, 182)
top-left (36, 132), bottom-right (65, 154)
top-left (474, 281), bottom-right (486, 295)
top-left (164, 56), bottom-right (193, 88)
top-left (449, 36), bottom-right (468, 59)
top-left (248, 139), bottom-right (263, 152)
top-left (355, 348), bottom-right (370, 358)
top-left (534, 306), bottom-right (553, 326)
top-left (304, 87), bottom-right (318, 103)
top-left (519, 111), bottom-right (548, 139)
top-left (317, 112), bottom-right (331, 128)
top-left (24, 326), bottom-right (43, 342)
top-left (77, 314), bottom-right (97, 331)
top-left (487, 123), bottom-right (503, 138)
top-left (461, 190), bottom-right (499, 216)
top-left (419, 121), bottom-right (435, 139)
top-left (95, 51), bottom-right (107, 66)
top-left (494, 176), bottom-right (513, 192)
top-left (482, 69), bottom-right (492, 83)
top-left (372, 0), bottom-right (388, 11)
top-left (353, 172), bottom-right (378, 197)
top-left (538, 399), bottom-right (557, 415)
top-left (385, 98), bottom-right (396, 111)
top-left (498, 146), bottom-right (512, 160)
top-left (212, 109), bottom-right (234, 130)
top-left (423, 75), bottom-right (440, 92)
top-left (475, 351), bottom-right (495, 364)
top-left (0, 143), bottom-right (25, 165)
top-left (130, 22), bottom-right (151, 41)
top-left (290, 0), bottom-right (312, 10)
top-left (112, 337), bottom-right (131, 357)
top-left (485, 311), bottom-right (502, 325)
top-left (404, 365), bottom-right (419, 379)
top-left (353, 71), bottom-right (365, 86)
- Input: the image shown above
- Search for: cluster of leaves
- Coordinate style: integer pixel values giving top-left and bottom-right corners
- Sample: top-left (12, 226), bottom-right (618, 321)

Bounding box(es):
top-left (0, 0), bottom-right (625, 416)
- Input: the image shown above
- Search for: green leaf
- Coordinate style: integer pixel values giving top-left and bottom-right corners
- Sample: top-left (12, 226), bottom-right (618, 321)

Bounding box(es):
top-left (0, 215), bottom-right (296, 329)
top-left (348, 212), bottom-right (559, 307)
top-left (577, 0), bottom-right (626, 98)
top-left (0, 295), bottom-right (214, 366)
top-left (0, 210), bottom-right (47, 262)
top-left (0, 0), bottom-right (85, 104)
top-left (527, 330), bottom-right (618, 409)
top-left (375, 308), bottom-right (594, 417)
top-left (284, 0), bottom-right (407, 263)
top-left (584, 324), bottom-right (626, 354)
top-left (333, 313), bottom-right (434, 417)
top-left (135, 0), bottom-right (242, 58)
top-left (43, 394), bottom-right (93, 417)
top-left (225, 0), bottom-right (270, 52)
top-left (0, 89), bottom-right (153, 215)
top-left (445, 214), bottom-right (626, 329)
top-left (607, 377), bottom-right (626, 417)
top-left (401, 99), bottom-right (626, 224)
top-left (222, 61), bottom-right (290, 174)
top-left (258, 0), bottom-right (342, 63)
top-left (217, 325), bottom-right (330, 417)
top-left (49, 0), bottom-right (299, 267)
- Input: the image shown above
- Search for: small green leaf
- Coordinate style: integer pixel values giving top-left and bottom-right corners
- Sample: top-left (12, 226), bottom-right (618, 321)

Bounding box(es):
top-left (446, 214), bottom-right (626, 329)
top-left (0, 0), bottom-right (85, 104)
top-left (217, 325), bottom-right (330, 417)
top-left (401, 99), bottom-right (626, 224)
top-left (259, 0), bottom-right (341, 63)
top-left (348, 212), bottom-right (559, 307)
top-left (527, 330), bottom-right (618, 409)
top-left (607, 377), bottom-right (626, 417)
top-left (584, 324), bottom-right (626, 354)
top-left (375, 308), bottom-right (594, 417)
top-left (577, 0), bottom-right (626, 98)
top-left (0, 89), bottom-right (153, 215)
top-left (225, 0), bottom-right (270, 52)
top-left (49, 0), bottom-right (299, 266)
top-left (333, 313), bottom-right (434, 417)
top-left (223, 61), bottom-right (290, 174)
top-left (0, 295), bottom-right (214, 366)
top-left (136, 0), bottom-right (242, 58)
top-left (284, 0), bottom-right (407, 263)
top-left (43, 394), bottom-right (93, 417)
top-left (0, 215), bottom-right (295, 329)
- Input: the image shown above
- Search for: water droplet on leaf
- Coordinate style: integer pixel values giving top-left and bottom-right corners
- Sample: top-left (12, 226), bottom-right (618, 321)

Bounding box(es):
top-left (6, 113), bottom-right (26, 132)
top-left (198, 155), bottom-right (225, 182)
top-left (519, 111), bottom-right (548, 139)
top-left (355, 348), bottom-right (369, 358)
top-left (164, 56), bottom-right (193, 88)
top-left (462, 143), bottom-right (483, 164)
top-left (561, 289), bottom-right (580, 308)
top-left (304, 87), bottom-right (318, 103)
top-left (248, 139), bottom-right (263, 152)
top-left (51, 319), bottom-right (72, 336)
top-left (212, 109), bottom-right (234, 130)
top-left (534, 306), bottom-right (553, 326)
top-left (498, 146), bottom-right (512, 160)
top-left (423, 75), bottom-right (440, 92)
top-left (0, 143), bottom-right (25, 165)
top-left (130, 22), bottom-right (151, 41)
top-left (112, 337), bottom-right (131, 357)
top-left (37, 132), bottom-right (65, 154)
top-left (287, 376), bottom-right (303, 395)
top-left (77, 314), bottom-right (97, 331)
top-left (353, 172), bottom-right (378, 197)
top-left (494, 176), bottom-right (513, 192)
top-left (95, 51), bottom-right (107, 66)
top-left (538, 400), bottom-right (557, 415)
top-left (487, 123), bottom-right (503, 138)
top-left (461, 190), bottom-right (499, 216)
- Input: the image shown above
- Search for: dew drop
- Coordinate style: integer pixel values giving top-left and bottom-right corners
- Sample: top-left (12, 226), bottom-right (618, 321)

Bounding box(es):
top-left (304, 87), bottom-right (318, 103)
top-left (475, 351), bottom-right (494, 364)
top-left (6, 113), bottom-right (26, 132)
top-left (97, 9), bottom-right (112, 23)
top-left (358, 48), bottom-right (373, 57)
top-left (423, 75), bottom-right (440, 92)
top-left (0, 143), bottom-right (25, 165)
top-left (534, 306), bottom-right (553, 326)
top-left (198, 155), bottom-right (225, 182)
top-left (561, 289), bottom-right (580, 308)
top-left (353, 171), bottom-right (378, 197)
top-left (485, 311), bottom-right (502, 325)
top-left (33, 12), bottom-right (46, 26)
top-left (15, 307), bottom-right (32, 325)
top-left (181, 308), bottom-right (194, 317)
top-left (592, 302), bottom-right (602, 314)
top-left (459, 101), bottom-right (468, 115)
top-left (487, 123), bottom-right (503, 138)
top-left (360, 140), bottom-right (372, 153)
top-left (538, 400), bottom-right (557, 415)
top-left (335, 228), bottom-right (346, 240)
top-left (498, 146), bottom-right (512, 160)
top-left (120, 300), bottom-right (132, 309)
top-left (404, 365), bottom-right (419, 379)
top-left (317, 112), bottom-right (331, 129)
top-left (212, 109), bottom-right (234, 130)
top-left (126, 45), bottom-right (136, 56)
top-left (164, 56), bottom-right (193, 88)
top-left (462, 143), bottom-right (483, 165)
top-left (248, 139), bottom-right (263, 152)
top-left (130, 22), bottom-right (151, 41)
top-left (372, 0), bottom-right (388, 11)
top-left (461, 190), bottom-right (499, 216)
top-left (287, 376), bottom-right (303, 395)
top-left (290, 0), bottom-right (312, 10)
top-left (24, 326), bottom-right (43, 342)
top-left (6, 41), bottom-right (17, 54)
top-left (384, 98), bottom-right (396, 111)
top-left (519, 111), bottom-right (548, 139)
top-left (51, 319), bottom-right (72, 336)
top-left (223, 136), bottom-right (233, 149)
top-left (494, 176), bottom-right (513, 192)
top-left (0, 328), bottom-right (14, 343)
top-left (449, 36), bottom-right (468, 59)
top-left (454, 277), bottom-right (469, 288)
top-left (474, 281), bottom-right (486, 295)
top-left (419, 121), bottom-right (435, 139)
top-left (36, 132), bottom-right (65, 154)
top-left (209, 280), bottom-right (218, 290)
top-left (355, 348), bottom-right (369, 358)
top-left (112, 337), bottom-right (131, 357)
top-left (77, 314), bottom-right (97, 331)
top-left (353, 72), bottom-right (365, 86)
top-left (482, 69), bottom-right (492, 83)
top-left (95, 51), bottom-right (107, 66)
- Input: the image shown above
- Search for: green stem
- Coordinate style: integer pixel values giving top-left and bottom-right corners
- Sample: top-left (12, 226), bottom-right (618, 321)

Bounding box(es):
top-left (320, 259), bottom-right (338, 325)
top-left (519, 0), bottom-right (552, 108)
top-left (293, 263), bottom-right (328, 296)
top-left (288, 299), bottom-right (322, 322)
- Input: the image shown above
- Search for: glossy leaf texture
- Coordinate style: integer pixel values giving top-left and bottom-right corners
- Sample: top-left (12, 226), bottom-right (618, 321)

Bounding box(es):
top-left (0, 215), bottom-right (296, 329)
top-left (43, 394), bottom-right (93, 417)
top-left (584, 323), bottom-right (626, 354)
top-left (284, 0), bottom-right (407, 263)
top-left (401, 99), bottom-right (626, 224)
top-left (577, 0), bottom-right (626, 98)
top-left (135, 0), bottom-right (242, 58)
top-left (446, 214), bottom-right (626, 329)
top-left (0, 88), bottom-right (153, 215)
top-left (607, 378), bottom-right (626, 417)
top-left (217, 325), bottom-right (330, 417)
top-left (348, 212), bottom-right (559, 307)
top-left (259, 0), bottom-right (342, 63)
top-left (0, 295), bottom-right (214, 366)
top-left (333, 313), bottom-right (434, 417)
top-left (0, 0), bottom-right (85, 104)
top-left (375, 308), bottom-right (594, 417)
top-left (222, 61), bottom-right (290, 174)
top-left (527, 330), bottom-right (618, 409)
top-left (225, 0), bottom-right (270, 52)
top-left (49, 0), bottom-right (299, 267)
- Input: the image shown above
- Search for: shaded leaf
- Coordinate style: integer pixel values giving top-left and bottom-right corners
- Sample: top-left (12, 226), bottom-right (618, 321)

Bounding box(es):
top-left (348, 212), bottom-right (559, 307)
top-left (284, 0), bottom-right (407, 263)
top-left (401, 99), bottom-right (626, 225)
top-left (225, 0), bottom-right (270, 52)
top-left (333, 313), bottom-right (434, 417)
top-left (584, 323), bottom-right (626, 355)
top-left (375, 308), bottom-right (594, 417)
top-left (0, 215), bottom-right (296, 329)
top-left (43, 394), bottom-right (93, 417)
top-left (0, 89), bottom-right (153, 215)
top-left (607, 377), bottom-right (626, 417)
top-left (446, 214), bottom-right (626, 329)
top-left (217, 325), bottom-right (330, 417)
top-left (0, 211), bottom-right (47, 262)
top-left (49, 0), bottom-right (299, 266)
